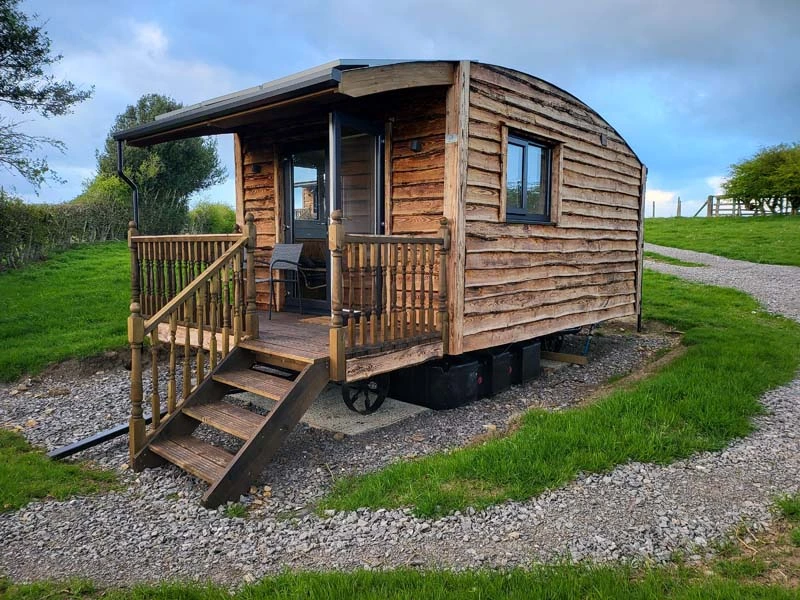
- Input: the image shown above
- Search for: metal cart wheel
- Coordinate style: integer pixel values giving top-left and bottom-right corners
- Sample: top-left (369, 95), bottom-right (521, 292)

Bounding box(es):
top-left (342, 374), bottom-right (390, 415)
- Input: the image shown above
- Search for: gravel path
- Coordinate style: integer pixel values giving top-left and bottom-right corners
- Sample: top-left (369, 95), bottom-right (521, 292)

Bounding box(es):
top-left (0, 246), bottom-right (798, 585)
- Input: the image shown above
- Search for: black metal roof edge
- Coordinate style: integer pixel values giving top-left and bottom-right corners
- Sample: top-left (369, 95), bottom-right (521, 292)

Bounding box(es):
top-left (112, 59), bottom-right (413, 143)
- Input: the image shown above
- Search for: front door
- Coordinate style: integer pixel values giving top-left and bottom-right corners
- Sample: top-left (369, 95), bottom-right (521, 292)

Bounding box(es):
top-left (283, 147), bottom-right (329, 313)
top-left (280, 115), bottom-right (384, 314)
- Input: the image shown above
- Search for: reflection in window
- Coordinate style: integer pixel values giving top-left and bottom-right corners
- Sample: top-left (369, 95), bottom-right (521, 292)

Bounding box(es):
top-left (505, 134), bottom-right (552, 223)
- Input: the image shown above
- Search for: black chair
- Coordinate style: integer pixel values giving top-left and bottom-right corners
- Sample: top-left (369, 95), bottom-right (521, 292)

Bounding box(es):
top-left (258, 244), bottom-right (326, 319)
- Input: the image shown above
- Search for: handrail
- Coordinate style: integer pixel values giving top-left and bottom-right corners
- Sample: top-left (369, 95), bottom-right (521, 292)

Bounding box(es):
top-left (131, 234), bottom-right (242, 243)
top-left (143, 236), bottom-right (247, 335)
top-left (128, 213), bottom-right (258, 465)
top-left (343, 233), bottom-right (445, 245)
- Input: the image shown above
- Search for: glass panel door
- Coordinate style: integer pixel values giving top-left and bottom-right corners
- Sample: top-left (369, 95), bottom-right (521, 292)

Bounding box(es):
top-left (283, 147), bottom-right (329, 312)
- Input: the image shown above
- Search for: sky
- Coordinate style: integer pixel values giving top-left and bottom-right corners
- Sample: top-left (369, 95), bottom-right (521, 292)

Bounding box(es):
top-left (2, 0), bottom-right (799, 218)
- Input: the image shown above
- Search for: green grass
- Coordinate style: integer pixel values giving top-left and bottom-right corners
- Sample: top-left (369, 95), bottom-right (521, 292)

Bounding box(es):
top-left (644, 251), bottom-right (705, 267)
top-left (321, 271), bottom-right (800, 516)
top-left (0, 242), bottom-right (129, 382)
top-left (223, 502), bottom-right (247, 518)
top-left (776, 494), bottom-right (800, 522)
top-left (2, 566), bottom-right (799, 599)
top-left (0, 429), bottom-right (115, 511)
top-left (645, 215), bottom-right (800, 266)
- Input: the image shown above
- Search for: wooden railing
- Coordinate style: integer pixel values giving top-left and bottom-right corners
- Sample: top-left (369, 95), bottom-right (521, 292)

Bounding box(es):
top-left (130, 233), bottom-right (243, 318)
top-left (328, 210), bottom-right (450, 380)
top-left (698, 195), bottom-right (797, 217)
top-left (127, 214), bottom-right (259, 463)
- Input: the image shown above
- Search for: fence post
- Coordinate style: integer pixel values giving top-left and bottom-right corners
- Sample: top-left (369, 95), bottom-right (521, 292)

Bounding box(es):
top-left (329, 210), bottom-right (346, 381)
top-left (706, 195), bottom-right (713, 218)
top-left (128, 301), bottom-right (145, 467)
top-left (244, 212), bottom-right (259, 340)
top-left (438, 217), bottom-right (451, 355)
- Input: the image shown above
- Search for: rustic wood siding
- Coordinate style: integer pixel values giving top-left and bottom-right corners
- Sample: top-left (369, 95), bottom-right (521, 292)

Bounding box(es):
top-left (462, 63), bottom-right (643, 352)
top-left (386, 89), bottom-right (447, 235)
top-left (238, 135), bottom-right (278, 310)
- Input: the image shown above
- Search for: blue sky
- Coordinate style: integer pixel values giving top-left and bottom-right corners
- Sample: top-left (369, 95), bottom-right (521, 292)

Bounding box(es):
top-left (2, 0), bottom-right (798, 217)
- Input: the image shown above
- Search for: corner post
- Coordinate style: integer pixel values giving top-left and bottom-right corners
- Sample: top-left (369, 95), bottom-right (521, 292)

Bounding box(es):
top-left (329, 209), bottom-right (346, 381)
top-left (438, 217), bottom-right (451, 355)
top-left (128, 301), bottom-right (145, 467)
top-left (244, 212), bottom-right (259, 339)
top-left (706, 195), bottom-right (713, 218)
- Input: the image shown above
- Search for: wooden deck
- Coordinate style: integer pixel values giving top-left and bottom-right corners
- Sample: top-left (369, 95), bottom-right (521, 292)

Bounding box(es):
top-left (158, 310), bottom-right (443, 382)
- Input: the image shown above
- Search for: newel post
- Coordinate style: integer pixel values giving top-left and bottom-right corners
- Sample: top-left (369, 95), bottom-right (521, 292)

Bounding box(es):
top-left (438, 217), bottom-right (451, 355)
top-left (244, 212), bottom-right (259, 340)
top-left (329, 209), bottom-right (346, 381)
top-left (128, 301), bottom-right (145, 467)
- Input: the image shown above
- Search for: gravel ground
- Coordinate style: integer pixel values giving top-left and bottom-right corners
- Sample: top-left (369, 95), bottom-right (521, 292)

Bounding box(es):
top-left (0, 246), bottom-right (798, 585)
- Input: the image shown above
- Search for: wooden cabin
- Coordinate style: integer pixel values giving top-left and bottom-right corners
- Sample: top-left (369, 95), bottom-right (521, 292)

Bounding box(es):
top-left (115, 60), bottom-right (646, 506)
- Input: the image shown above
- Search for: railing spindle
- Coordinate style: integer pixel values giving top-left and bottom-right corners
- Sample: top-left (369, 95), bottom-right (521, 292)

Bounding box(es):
top-left (150, 330), bottom-right (160, 430)
top-left (427, 243), bottom-right (435, 334)
top-left (359, 243), bottom-right (367, 347)
top-left (183, 294), bottom-right (193, 399)
top-left (347, 243), bottom-right (355, 347)
top-left (167, 312), bottom-right (177, 414)
top-left (209, 273), bottom-right (219, 371)
top-left (400, 243), bottom-right (408, 339)
top-left (222, 264), bottom-right (231, 357)
top-left (196, 285), bottom-right (205, 383)
top-left (370, 243), bottom-right (378, 345)
top-left (410, 243), bottom-right (418, 338)
top-left (438, 218), bottom-right (451, 354)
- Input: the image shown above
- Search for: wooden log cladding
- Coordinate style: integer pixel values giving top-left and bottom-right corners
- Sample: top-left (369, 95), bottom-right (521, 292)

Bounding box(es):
top-left (461, 63), bottom-right (644, 349)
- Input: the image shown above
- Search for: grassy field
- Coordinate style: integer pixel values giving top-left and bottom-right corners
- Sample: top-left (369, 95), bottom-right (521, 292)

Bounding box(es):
top-left (645, 215), bottom-right (800, 266)
top-left (0, 242), bottom-right (129, 382)
top-left (1, 564), bottom-right (799, 599)
top-left (0, 429), bottom-right (115, 512)
top-left (322, 270), bottom-right (800, 516)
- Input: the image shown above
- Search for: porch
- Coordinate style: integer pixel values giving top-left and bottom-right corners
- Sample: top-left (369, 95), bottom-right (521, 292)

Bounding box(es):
top-left (124, 213), bottom-right (450, 505)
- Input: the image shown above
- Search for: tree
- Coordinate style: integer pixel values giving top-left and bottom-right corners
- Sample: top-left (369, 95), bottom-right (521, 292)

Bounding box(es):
top-left (96, 94), bottom-right (226, 234)
top-left (723, 143), bottom-right (800, 215)
top-left (0, 0), bottom-right (93, 188)
top-left (187, 201), bottom-right (236, 234)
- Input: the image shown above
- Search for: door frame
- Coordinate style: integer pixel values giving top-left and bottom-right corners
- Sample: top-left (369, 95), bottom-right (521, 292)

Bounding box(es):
top-left (328, 111), bottom-right (386, 235)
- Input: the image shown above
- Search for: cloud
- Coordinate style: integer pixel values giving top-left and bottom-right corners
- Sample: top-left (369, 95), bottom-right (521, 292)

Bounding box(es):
top-left (705, 176), bottom-right (727, 196)
top-left (0, 19), bottom-right (250, 203)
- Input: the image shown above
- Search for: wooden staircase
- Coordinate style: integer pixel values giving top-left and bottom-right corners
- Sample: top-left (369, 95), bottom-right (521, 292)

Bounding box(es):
top-left (135, 343), bottom-right (329, 508)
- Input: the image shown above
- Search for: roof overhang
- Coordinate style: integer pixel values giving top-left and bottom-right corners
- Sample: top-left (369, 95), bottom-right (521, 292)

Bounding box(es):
top-left (114, 60), bottom-right (455, 147)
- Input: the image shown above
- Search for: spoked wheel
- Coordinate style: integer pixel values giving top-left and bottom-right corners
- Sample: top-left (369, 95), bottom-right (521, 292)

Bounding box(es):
top-left (342, 374), bottom-right (390, 415)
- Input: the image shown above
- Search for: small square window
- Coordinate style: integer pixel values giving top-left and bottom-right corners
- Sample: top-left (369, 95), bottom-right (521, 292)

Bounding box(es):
top-left (505, 134), bottom-right (552, 223)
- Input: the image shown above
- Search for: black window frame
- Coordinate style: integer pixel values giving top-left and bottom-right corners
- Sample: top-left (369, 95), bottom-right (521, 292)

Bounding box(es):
top-left (505, 133), bottom-right (553, 224)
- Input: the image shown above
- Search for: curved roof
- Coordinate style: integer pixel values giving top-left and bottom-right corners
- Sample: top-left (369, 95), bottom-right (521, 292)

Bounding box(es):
top-left (114, 59), bottom-right (639, 164)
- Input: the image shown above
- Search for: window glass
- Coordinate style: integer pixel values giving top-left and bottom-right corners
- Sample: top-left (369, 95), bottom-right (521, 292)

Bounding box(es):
top-left (506, 133), bottom-right (553, 223)
top-left (506, 142), bottom-right (524, 210)
top-left (526, 145), bottom-right (546, 216)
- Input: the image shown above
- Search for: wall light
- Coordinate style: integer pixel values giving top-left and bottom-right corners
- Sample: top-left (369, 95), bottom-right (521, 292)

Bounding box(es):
top-left (409, 139), bottom-right (423, 153)
top-left (250, 164), bottom-right (262, 174)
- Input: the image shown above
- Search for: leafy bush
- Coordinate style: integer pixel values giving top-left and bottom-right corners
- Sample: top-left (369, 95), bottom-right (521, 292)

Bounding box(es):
top-left (0, 184), bottom-right (130, 271)
top-left (187, 201), bottom-right (236, 234)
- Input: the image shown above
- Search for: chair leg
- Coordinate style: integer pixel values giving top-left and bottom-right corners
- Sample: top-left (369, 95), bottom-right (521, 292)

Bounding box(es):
top-left (268, 274), bottom-right (274, 320)
top-left (297, 273), bottom-right (303, 315)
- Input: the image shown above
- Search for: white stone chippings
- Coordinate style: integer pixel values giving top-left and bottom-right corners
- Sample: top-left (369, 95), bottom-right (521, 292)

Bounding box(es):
top-left (0, 245), bottom-right (799, 584)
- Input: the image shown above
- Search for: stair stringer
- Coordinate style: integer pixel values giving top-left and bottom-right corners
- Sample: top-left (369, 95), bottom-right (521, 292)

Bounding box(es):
top-left (201, 359), bottom-right (330, 508)
top-left (131, 348), bottom-right (251, 470)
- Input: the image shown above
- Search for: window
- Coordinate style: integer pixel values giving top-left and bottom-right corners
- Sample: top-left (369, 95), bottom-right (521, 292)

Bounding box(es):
top-left (505, 134), bottom-right (552, 223)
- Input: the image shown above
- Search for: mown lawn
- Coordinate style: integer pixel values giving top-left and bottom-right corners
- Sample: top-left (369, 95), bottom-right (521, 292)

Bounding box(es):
top-left (0, 429), bottom-right (115, 512)
top-left (2, 565), bottom-right (799, 599)
top-left (645, 215), bottom-right (800, 266)
top-left (321, 270), bottom-right (800, 516)
top-left (0, 242), bottom-right (129, 382)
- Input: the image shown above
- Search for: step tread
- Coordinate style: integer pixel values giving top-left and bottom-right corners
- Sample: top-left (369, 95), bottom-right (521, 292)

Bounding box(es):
top-left (182, 400), bottom-right (266, 440)
top-left (149, 435), bottom-right (233, 483)
top-left (213, 365), bottom-right (294, 401)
